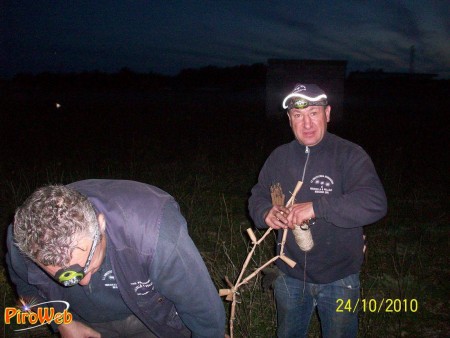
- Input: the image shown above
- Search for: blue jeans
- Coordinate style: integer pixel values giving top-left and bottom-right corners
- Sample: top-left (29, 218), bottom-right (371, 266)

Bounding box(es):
top-left (274, 272), bottom-right (360, 338)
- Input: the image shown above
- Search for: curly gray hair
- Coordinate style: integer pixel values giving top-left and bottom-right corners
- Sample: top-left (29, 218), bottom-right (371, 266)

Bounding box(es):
top-left (13, 185), bottom-right (98, 267)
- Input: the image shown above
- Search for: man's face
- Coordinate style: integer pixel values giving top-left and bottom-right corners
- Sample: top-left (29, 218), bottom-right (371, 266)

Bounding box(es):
top-left (40, 234), bottom-right (105, 286)
top-left (287, 105), bottom-right (331, 146)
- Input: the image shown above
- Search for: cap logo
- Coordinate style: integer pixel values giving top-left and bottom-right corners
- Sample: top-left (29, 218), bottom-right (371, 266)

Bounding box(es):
top-left (293, 84), bottom-right (306, 92)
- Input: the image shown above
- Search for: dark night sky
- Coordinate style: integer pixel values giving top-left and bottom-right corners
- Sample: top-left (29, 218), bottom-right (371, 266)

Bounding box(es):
top-left (1, 0), bottom-right (449, 79)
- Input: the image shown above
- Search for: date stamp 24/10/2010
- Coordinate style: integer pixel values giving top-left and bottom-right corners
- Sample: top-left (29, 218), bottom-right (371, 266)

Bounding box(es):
top-left (336, 298), bottom-right (418, 313)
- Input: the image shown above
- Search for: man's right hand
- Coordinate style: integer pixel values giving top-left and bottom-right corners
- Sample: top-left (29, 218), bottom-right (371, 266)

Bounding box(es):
top-left (264, 206), bottom-right (291, 229)
top-left (58, 321), bottom-right (101, 338)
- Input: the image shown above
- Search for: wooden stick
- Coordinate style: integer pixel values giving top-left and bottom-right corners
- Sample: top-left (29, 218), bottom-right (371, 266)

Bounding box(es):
top-left (287, 181), bottom-right (303, 206)
top-left (279, 254), bottom-right (296, 268)
top-left (222, 181), bottom-right (303, 337)
top-left (230, 292), bottom-right (236, 338)
top-left (234, 244), bottom-right (257, 288)
top-left (237, 255), bottom-right (279, 288)
top-left (255, 227), bottom-right (273, 245)
top-left (224, 276), bottom-right (234, 288)
top-left (279, 181), bottom-right (302, 256)
top-left (235, 226), bottom-right (274, 287)
top-left (219, 289), bottom-right (232, 297)
top-left (246, 228), bottom-right (257, 243)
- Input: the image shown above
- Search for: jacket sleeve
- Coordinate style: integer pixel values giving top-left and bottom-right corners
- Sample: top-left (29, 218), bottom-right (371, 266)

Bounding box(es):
top-left (248, 156), bottom-right (275, 229)
top-left (151, 201), bottom-right (225, 338)
top-left (313, 147), bottom-right (387, 228)
top-left (6, 225), bottom-right (71, 332)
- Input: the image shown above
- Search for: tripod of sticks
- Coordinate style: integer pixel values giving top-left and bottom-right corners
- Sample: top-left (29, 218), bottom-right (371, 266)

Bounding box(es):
top-left (219, 181), bottom-right (303, 338)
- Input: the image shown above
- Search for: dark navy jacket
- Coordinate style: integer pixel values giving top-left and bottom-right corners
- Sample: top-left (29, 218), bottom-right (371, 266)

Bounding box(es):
top-left (249, 132), bottom-right (387, 283)
top-left (7, 179), bottom-right (225, 337)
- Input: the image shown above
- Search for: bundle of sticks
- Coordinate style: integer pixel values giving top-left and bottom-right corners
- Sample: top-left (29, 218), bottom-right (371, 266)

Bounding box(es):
top-left (270, 183), bottom-right (285, 206)
top-left (219, 182), bottom-right (304, 338)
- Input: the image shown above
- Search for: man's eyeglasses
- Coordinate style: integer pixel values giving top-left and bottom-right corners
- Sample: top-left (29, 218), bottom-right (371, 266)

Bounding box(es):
top-left (54, 229), bottom-right (100, 286)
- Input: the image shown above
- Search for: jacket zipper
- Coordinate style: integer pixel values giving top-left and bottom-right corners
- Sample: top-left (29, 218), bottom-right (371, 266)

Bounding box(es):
top-left (301, 146), bottom-right (310, 182)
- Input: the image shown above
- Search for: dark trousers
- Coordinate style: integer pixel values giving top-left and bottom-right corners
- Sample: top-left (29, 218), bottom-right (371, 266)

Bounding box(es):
top-left (89, 314), bottom-right (157, 338)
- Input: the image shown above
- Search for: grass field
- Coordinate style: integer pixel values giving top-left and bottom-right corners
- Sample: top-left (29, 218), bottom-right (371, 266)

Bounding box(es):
top-left (0, 80), bottom-right (448, 337)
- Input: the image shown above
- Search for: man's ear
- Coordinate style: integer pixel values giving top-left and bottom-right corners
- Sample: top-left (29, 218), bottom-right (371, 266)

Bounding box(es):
top-left (97, 213), bottom-right (106, 232)
top-left (286, 111), bottom-right (292, 127)
top-left (325, 106), bottom-right (331, 122)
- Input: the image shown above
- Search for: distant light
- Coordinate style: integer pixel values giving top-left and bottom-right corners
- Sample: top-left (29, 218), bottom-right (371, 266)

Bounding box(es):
top-left (55, 103), bottom-right (61, 109)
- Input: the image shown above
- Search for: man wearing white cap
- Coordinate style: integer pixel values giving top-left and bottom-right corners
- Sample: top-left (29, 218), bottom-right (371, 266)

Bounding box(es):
top-left (249, 84), bottom-right (387, 337)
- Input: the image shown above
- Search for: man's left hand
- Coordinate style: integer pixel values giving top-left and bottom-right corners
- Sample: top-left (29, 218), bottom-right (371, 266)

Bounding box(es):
top-left (287, 202), bottom-right (315, 228)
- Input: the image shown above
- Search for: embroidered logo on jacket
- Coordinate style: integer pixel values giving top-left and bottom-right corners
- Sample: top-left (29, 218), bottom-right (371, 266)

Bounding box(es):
top-left (130, 280), bottom-right (154, 296)
top-left (102, 270), bottom-right (118, 289)
top-left (310, 175), bottom-right (334, 194)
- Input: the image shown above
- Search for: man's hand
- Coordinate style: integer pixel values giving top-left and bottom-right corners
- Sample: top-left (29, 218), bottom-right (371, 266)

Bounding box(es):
top-left (58, 321), bottom-right (101, 338)
top-left (287, 202), bottom-right (315, 228)
top-left (264, 205), bottom-right (291, 229)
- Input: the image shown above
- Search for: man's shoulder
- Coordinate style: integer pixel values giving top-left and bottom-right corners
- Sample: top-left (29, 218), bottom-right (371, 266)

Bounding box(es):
top-left (78, 180), bottom-right (175, 255)
top-left (327, 133), bottom-right (365, 154)
top-left (69, 179), bottom-right (167, 194)
top-left (270, 140), bottom-right (298, 156)
top-left (68, 180), bottom-right (173, 205)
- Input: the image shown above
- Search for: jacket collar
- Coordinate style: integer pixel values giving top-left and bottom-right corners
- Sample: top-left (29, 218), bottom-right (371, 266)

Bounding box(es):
top-left (295, 131), bottom-right (331, 154)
